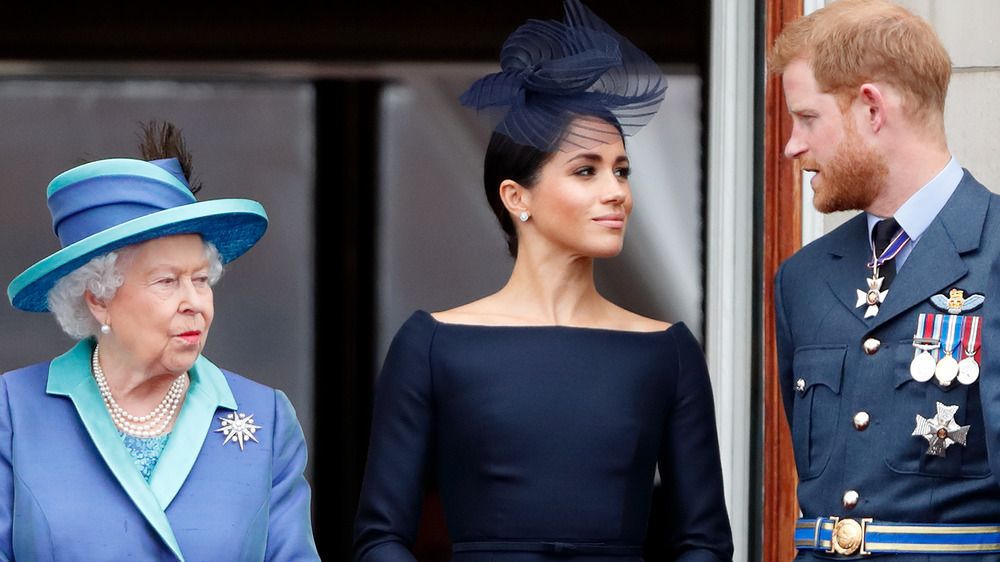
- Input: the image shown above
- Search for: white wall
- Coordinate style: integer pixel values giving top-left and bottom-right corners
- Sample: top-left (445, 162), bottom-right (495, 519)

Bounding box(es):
top-left (897, 0), bottom-right (1000, 193)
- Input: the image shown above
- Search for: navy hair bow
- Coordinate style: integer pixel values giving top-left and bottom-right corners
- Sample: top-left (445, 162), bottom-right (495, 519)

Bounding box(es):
top-left (460, 0), bottom-right (667, 151)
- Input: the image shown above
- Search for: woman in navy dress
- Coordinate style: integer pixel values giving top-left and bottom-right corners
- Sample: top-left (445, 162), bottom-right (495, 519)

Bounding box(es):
top-left (353, 2), bottom-right (733, 560)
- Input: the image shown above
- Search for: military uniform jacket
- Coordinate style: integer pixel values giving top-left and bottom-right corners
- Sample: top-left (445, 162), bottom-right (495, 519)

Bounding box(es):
top-left (775, 172), bottom-right (1000, 547)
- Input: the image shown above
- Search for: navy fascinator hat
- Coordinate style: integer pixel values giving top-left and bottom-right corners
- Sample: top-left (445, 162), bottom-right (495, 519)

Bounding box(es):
top-left (460, 0), bottom-right (668, 151)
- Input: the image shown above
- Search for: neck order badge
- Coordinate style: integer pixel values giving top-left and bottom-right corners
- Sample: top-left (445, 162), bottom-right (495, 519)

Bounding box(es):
top-left (856, 220), bottom-right (909, 318)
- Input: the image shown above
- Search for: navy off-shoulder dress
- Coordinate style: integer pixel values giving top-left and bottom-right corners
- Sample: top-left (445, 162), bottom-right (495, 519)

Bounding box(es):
top-left (353, 311), bottom-right (733, 561)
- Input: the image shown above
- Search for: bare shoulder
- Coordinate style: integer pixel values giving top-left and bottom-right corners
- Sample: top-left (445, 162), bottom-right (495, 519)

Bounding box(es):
top-left (431, 297), bottom-right (519, 326)
top-left (607, 306), bottom-right (672, 333)
top-left (432, 296), bottom-right (672, 332)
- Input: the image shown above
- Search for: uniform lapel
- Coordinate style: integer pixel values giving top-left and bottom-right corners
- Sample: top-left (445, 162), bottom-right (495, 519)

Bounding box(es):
top-left (819, 172), bottom-right (988, 329)
top-left (869, 172), bottom-right (989, 330)
top-left (823, 214), bottom-right (876, 323)
top-left (46, 341), bottom-right (186, 561)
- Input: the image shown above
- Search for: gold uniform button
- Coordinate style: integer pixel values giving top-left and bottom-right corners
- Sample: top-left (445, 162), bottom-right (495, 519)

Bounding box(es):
top-left (863, 338), bottom-right (881, 354)
top-left (843, 490), bottom-right (859, 509)
top-left (853, 412), bottom-right (870, 430)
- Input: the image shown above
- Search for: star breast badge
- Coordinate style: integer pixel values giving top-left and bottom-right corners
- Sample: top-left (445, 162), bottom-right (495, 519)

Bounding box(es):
top-left (912, 402), bottom-right (970, 457)
top-left (215, 411), bottom-right (262, 450)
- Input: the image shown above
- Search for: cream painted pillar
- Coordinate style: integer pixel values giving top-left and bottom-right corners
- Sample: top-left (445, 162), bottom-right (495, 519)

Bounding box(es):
top-left (706, 0), bottom-right (754, 560)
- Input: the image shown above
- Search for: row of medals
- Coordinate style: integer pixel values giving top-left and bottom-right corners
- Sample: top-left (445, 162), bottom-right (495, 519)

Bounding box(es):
top-left (910, 331), bottom-right (979, 386)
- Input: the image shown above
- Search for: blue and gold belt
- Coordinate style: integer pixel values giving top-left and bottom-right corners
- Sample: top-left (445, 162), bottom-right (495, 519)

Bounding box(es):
top-left (795, 517), bottom-right (1000, 555)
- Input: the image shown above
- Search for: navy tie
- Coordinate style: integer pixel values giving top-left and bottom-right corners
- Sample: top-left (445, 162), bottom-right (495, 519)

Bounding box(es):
top-left (872, 218), bottom-right (901, 290)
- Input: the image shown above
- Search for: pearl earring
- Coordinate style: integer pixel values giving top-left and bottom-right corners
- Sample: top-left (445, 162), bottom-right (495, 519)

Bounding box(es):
top-left (100, 324), bottom-right (111, 335)
top-left (519, 211), bottom-right (530, 222)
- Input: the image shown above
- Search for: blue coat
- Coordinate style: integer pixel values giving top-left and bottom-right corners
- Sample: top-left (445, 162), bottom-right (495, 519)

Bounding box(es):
top-left (775, 172), bottom-right (1000, 538)
top-left (0, 340), bottom-right (319, 561)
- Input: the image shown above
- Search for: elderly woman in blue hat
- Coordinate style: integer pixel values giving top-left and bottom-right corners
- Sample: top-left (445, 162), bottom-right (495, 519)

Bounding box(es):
top-left (353, 2), bottom-right (733, 561)
top-left (1, 124), bottom-right (318, 561)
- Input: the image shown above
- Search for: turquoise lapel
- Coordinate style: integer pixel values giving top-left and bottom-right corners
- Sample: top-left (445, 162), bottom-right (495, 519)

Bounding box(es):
top-left (46, 342), bottom-right (238, 562)
top-left (148, 355), bottom-right (236, 508)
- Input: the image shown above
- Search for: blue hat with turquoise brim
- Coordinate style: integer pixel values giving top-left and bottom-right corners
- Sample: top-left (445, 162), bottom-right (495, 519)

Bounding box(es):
top-left (8, 157), bottom-right (268, 312)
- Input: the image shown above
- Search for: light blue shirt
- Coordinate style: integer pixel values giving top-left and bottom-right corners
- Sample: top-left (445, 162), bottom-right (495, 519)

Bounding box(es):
top-left (867, 156), bottom-right (963, 270)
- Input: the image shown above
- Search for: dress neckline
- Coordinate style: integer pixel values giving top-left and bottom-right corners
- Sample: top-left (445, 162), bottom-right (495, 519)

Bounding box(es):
top-left (419, 310), bottom-right (681, 335)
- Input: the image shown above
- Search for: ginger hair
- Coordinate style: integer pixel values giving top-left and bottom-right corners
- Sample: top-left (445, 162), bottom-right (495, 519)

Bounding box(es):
top-left (769, 0), bottom-right (951, 121)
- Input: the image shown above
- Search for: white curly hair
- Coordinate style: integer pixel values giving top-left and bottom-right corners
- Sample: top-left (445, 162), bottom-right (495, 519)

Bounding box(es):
top-left (47, 239), bottom-right (223, 339)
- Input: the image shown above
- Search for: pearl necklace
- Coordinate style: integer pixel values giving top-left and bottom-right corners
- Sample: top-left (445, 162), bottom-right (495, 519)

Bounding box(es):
top-left (91, 344), bottom-right (187, 437)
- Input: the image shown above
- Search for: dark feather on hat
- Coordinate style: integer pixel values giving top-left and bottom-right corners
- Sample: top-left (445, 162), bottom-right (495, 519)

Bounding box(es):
top-left (137, 121), bottom-right (203, 194)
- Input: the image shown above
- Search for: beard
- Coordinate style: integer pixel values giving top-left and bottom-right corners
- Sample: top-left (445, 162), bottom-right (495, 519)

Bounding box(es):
top-left (804, 122), bottom-right (889, 214)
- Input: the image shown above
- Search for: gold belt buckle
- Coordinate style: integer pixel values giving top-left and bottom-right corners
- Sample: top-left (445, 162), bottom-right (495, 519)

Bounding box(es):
top-left (826, 517), bottom-right (872, 556)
